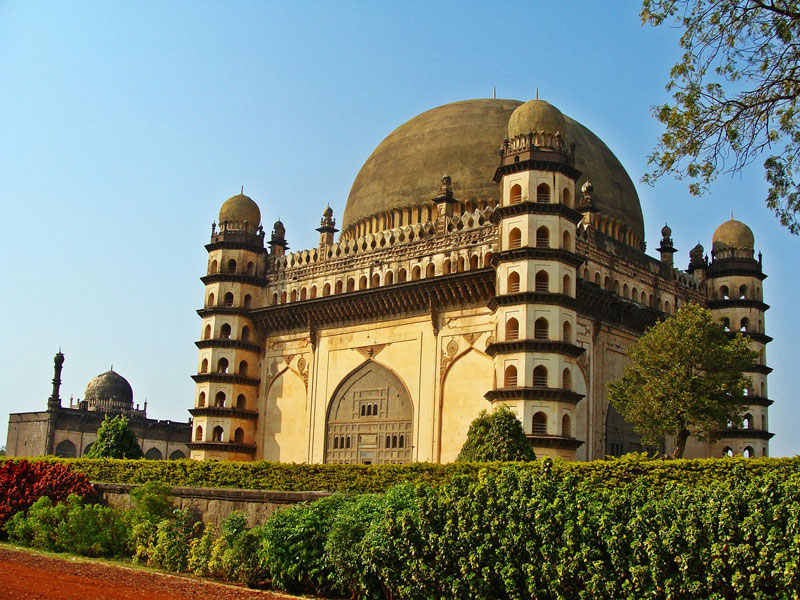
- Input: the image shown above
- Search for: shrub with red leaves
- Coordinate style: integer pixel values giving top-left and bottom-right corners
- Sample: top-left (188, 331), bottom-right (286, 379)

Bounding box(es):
top-left (0, 460), bottom-right (94, 526)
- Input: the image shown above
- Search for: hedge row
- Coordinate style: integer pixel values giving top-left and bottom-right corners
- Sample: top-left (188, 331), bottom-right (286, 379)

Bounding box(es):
top-left (3, 454), bottom-right (799, 492)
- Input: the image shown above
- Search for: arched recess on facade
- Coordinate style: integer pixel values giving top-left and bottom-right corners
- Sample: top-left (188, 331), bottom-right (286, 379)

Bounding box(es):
top-left (325, 360), bottom-right (413, 465)
top-left (438, 346), bottom-right (493, 463)
top-left (262, 365), bottom-right (307, 463)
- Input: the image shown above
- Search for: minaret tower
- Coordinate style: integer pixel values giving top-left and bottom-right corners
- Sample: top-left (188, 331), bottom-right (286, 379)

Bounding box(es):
top-left (706, 217), bottom-right (772, 458)
top-left (486, 99), bottom-right (586, 459)
top-left (190, 191), bottom-right (267, 461)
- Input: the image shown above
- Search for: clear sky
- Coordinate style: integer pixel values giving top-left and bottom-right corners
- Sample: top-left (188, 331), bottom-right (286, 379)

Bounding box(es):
top-left (1, 1), bottom-right (797, 457)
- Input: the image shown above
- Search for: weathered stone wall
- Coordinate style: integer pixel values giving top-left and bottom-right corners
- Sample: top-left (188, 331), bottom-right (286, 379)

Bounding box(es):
top-left (95, 483), bottom-right (330, 527)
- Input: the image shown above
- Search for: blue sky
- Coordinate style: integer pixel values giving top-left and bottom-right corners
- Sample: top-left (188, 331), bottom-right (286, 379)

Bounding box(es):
top-left (1, 1), bottom-right (797, 456)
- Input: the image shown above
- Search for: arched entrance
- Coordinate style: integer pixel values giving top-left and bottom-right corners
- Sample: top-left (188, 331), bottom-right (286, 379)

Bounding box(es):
top-left (325, 361), bottom-right (413, 464)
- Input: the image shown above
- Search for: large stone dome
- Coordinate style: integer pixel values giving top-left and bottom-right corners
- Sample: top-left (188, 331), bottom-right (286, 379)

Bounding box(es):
top-left (344, 98), bottom-right (645, 242)
top-left (84, 370), bottom-right (133, 413)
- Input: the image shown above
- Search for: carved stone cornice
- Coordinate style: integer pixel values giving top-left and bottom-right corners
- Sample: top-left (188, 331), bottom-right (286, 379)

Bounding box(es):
top-left (490, 201), bottom-right (584, 225)
top-left (485, 387), bottom-right (585, 405)
top-left (250, 269), bottom-right (495, 334)
top-left (492, 247), bottom-right (585, 268)
top-left (485, 340), bottom-right (586, 358)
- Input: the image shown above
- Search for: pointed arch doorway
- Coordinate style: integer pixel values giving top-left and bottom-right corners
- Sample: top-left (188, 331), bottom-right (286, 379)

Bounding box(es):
top-left (325, 361), bottom-right (413, 464)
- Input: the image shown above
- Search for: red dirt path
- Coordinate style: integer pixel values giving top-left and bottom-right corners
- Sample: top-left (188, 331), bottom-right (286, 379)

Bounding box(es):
top-left (0, 546), bottom-right (301, 600)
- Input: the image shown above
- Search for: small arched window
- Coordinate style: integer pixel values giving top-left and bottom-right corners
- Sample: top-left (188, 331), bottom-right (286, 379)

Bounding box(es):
top-left (562, 274), bottom-right (572, 296)
top-left (534, 317), bottom-right (548, 340)
top-left (563, 321), bottom-right (572, 343)
top-left (505, 317), bottom-right (520, 341)
top-left (236, 394), bottom-right (246, 409)
top-left (562, 368), bottom-right (572, 390)
top-left (195, 426), bottom-right (204, 441)
top-left (426, 263), bottom-right (435, 278)
top-left (220, 323), bottom-right (231, 339)
top-left (239, 360), bottom-right (248, 376)
top-left (227, 259), bottom-right (237, 273)
top-left (536, 226), bottom-right (549, 248)
top-left (217, 358), bottom-right (228, 373)
top-left (233, 428), bottom-right (244, 444)
top-left (536, 183), bottom-right (550, 203)
top-left (197, 392), bottom-right (206, 407)
top-left (532, 412), bottom-right (547, 434)
top-left (535, 270), bottom-right (549, 292)
top-left (215, 391), bottom-right (225, 407)
top-left (509, 228), bottom-right (522, 249)
top-left (200, 358), bottom-right (209, 373)
top-left (411, 266), bottom-right (421, 281)
top-left (224, 292), bottom-right (234, 307)
top-left (212, 426), bottom-right (224, 442)
top-left (507, 271), bottom-right (520, 294)
top-left (561, 414), bottom-right (571, 437)
top-left (510, 183), bottom-right (522, 204)
top-left (504, 365), bottom-right (518, 387)
top-left (533, 365), bottom-right (548, 387)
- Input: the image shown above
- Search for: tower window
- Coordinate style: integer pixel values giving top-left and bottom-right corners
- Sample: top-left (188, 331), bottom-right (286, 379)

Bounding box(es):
top-left (536, 183), bottom-right (550, 203)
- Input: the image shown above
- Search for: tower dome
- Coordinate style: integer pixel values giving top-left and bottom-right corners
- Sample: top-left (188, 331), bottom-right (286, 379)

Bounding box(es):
top-left (712, 218), bottom-right (754, 254)
top-left (219, 192), bottom-right (261, 227)
top-left (84, 370), bottom-right (133, 413)
top-left (507, 99), bottom-right (566, 137)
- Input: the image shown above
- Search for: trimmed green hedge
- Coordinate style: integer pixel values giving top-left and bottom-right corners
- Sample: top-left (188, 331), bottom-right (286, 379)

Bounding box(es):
top-left (3, 454), bottom-right (798, 493)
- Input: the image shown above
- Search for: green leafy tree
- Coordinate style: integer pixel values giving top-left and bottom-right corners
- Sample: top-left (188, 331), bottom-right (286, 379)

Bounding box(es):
top-left (456, 404), bottom-right (536, 462)
top-left (608, 303), bottom-right (757, 459)
top-left (642, 0), bottom-right (800, 233)
top-left (85, 415), bottom-right (144, 459)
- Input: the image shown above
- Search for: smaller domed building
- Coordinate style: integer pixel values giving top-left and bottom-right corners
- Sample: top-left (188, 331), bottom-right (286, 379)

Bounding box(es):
top-left (6, 353), bottom-right (191, 459)
top-left (190, 97), bottom-right (774, 464)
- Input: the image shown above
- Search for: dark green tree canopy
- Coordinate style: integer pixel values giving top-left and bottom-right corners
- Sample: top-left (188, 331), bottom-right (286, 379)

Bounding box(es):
top-left (608, 303), bottom-right (757, 459)
top-left (642, 0), bottom-right (800, 233)
top-left (86, 415), bottom-right (144, 459)
top-left (457, 404), bottom-right (536, 462)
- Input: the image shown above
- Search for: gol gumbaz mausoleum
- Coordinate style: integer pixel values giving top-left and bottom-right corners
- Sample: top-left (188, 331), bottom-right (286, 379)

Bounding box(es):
top-left (187, 97), bottom-right (774, 464)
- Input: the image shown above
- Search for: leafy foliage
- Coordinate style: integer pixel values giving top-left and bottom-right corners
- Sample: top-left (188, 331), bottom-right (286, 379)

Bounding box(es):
top-left (456, 405), bottom-right (536, 462)
top-left (86, 415), bottom-right (144, 459)
top-left (642, 0), bottom-right (800, 232)
top-left (608, 303), bottom-right (757, 458)
top-left (0, 459), bottom-right (93, 527)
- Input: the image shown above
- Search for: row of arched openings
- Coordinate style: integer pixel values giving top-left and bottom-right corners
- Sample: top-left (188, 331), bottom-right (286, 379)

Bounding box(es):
top-left (531, 412), bottom-right (572, 437)
top-left (508, 226), bottom-right (572, 251)
top-left (209, 258), bottom-right (256, 276)
top-left (194, 425), bottom-right (245, 443)
top-left (199, 358), bottom-right (250, 376)
top-left (505, 317), bottom-right (572, 343)
top-left (270, 254), bottom-right (492, 305)
top-left (509, 183), bottom-right (572, 207)
top-left (203, 323), bottom-right (251, 341)
top-left (503, 365), bottom-right (572, 389)
top-left (206, 292), bottom-right (252, 309)
top-left (197, 391), bottom-right (247, 409)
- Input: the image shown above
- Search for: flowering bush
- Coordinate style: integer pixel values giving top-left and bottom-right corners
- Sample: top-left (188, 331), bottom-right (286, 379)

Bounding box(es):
top-left (0, 459), bottom-right (93, 527)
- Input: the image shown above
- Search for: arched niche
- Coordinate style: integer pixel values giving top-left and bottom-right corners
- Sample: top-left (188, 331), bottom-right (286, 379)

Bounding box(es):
top-left (325, 361), bottom-right (413, 465)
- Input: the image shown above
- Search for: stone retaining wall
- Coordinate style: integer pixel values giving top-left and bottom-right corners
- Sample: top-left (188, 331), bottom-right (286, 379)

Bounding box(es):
top-left (95, 483), bottom-right (330, 527)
